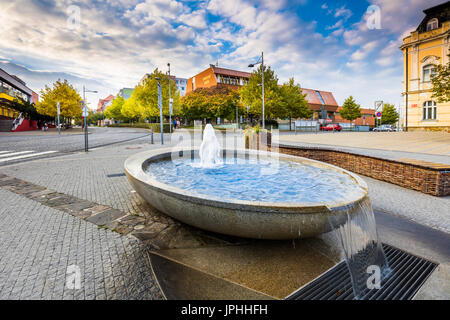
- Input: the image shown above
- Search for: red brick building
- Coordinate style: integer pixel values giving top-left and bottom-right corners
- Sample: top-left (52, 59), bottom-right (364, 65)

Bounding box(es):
top-left (334, 107), bottom-right (376, 126)
top-left (300, 88), bottom-right (374, 126)
top-left (97, 95), bottom-right (114, 113)
top-left (186, 65), bottom-right (251, 94)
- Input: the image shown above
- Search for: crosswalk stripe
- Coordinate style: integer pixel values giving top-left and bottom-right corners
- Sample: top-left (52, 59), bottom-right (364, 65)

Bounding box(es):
top-left (0, 151), bottom-right (57, 163)
top-left (0, 151), bottom-right (34, 158)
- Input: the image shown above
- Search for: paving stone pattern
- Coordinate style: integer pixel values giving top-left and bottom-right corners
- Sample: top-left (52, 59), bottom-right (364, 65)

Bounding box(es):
top-left (0, 188), bottom-right (162, 300)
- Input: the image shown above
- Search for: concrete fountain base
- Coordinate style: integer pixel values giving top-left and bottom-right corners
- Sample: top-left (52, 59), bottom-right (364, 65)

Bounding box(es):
top-left (124, 148), bottom-right (369, 240)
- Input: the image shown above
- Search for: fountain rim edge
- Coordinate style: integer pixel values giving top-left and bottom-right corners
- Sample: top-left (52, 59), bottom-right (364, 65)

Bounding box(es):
top-left (124, 147), bottom-right (369, 213)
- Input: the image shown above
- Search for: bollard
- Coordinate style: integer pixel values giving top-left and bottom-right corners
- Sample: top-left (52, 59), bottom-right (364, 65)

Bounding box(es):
top-left (151, 127), bottom-right (154, 144)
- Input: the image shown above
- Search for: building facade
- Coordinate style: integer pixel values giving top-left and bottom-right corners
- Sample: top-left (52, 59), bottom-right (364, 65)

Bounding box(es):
top-left (0, 68), bottom-right (33, 120)
top-left (186, 65), bottom-right (251, 94)
top-left (175, 78), bottom-right (187, 96)
top-left (400, 1), bottom-right (450, 131)
top-left (118, 88), bottom-right (134, 100)
top-left (278, 88), bottom-right (374, 128)
top-left (97, 94), bottom-right (114, 113)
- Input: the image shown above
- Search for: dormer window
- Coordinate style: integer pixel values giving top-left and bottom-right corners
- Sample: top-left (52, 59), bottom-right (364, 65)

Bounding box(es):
top-left (426, 18), bottom-right (438, 31)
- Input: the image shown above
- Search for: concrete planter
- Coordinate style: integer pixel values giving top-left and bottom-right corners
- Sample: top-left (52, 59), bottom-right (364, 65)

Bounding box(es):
top-left (124, 148), bottom-right (368, 240)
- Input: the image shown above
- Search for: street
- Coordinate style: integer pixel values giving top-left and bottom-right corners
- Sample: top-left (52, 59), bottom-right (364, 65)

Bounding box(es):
top-left (0, 127), bottom-right (167, 166)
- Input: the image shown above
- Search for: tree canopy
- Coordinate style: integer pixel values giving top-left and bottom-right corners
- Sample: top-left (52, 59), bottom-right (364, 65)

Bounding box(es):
top-left (124, 68), bottom-right (180, 120)
top-left (10, 98), bottom-right (52, 121)
top-left (431, 54), bottom-right (450, 103)
top-left (239, 64), bottom-right (283, 120)
top-left (339, 96), bottom-right (361, 122)
top-left (104, 96), bottom-right (125, 120)
top-left (36, 79), bottom-right (82, 118)
top-left (181, 86), bottom-right (241, 121)
top-left (381, 103), bottom-right (399, 125)
top-left (279, 78), bottom-right (312, 119)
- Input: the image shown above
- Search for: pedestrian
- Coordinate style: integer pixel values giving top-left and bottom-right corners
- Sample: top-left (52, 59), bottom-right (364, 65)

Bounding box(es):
top-left (177, 119), bottom-right (181, 128)
top-left (173, 119), bottom-right (177, 130)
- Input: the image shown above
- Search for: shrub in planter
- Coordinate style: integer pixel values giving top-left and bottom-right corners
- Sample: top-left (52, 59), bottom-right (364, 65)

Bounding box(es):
top-left (244, 125), bottom-right (272, 150)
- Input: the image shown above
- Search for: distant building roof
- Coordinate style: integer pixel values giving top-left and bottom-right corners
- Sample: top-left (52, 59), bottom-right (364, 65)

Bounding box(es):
top-left (210, 65), bottom-right (251, 78)
top-left (301, 88), bottom-right (339, 107)
top-left (0, 68), bottom-right (32, 96)
top-left (416, 1), bottom-right (450, 32)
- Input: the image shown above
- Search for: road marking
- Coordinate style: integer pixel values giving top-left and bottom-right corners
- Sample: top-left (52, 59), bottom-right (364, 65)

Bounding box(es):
top-left (0, 151), bottom-right (11, 154)
top-left (0, 151), bottom-right (34, 158)
top-left (0, 151), bottom-right (57, 163)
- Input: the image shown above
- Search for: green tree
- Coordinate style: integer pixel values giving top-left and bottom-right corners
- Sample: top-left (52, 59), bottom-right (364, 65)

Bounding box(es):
top-left (280, 78), bottom-right (312, 120)
top-left (340, 96), bottom-right (361, 123)
top-left (104, 96), bottom-right (125, 120)
top-left (132, 68), bottom-right (181, 119)
top-left (240, 64), bottom-right (283, 121)
top-left (181, 86), bottom-right (241, 121)
top-left (36, 79), bottom-right (82, 118)
top-left (431, 54), bottom-right (450, 103)
top-left (121, 93), bottom-right (141, 120)
top-left (381, 103), bottom-right (399, 125)
top-left (10, 98), bottom-right (52, 121)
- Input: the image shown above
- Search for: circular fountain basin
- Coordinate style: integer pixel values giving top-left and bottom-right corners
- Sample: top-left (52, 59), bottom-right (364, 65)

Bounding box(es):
top-left (124, 148), bottom-right (368, 240)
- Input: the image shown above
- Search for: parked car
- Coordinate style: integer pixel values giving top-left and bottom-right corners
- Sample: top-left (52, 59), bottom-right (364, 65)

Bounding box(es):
top-left (320, 124), bottom-right (342, 131)
top-left (373, 124), bottom-right (395, 132)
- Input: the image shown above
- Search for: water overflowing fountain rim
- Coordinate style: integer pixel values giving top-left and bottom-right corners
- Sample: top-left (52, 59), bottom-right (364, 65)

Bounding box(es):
top-left (124, 147), bottom-right (369, 213)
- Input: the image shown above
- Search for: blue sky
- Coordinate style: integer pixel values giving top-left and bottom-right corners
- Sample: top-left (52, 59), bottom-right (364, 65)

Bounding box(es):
top-left (0, 0), bottom-right (442, 109)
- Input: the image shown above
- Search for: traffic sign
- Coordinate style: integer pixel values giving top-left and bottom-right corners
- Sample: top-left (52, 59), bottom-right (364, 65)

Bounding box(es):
top-left (375, 101), bottom-right (383, 111)
top-left (82, 106), bottom-right (89, 117)
top-left (376, 112), bottom-right (382, 118)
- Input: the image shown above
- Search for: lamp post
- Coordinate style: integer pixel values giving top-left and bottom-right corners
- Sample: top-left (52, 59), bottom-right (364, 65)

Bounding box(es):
top-left (167, 63), bottom-right (173, 134)
top-left (82, 85), bottom-right (98, 152)
top-left (155, 77), bottom-right (164, 145)
top-left (248, 51), bottom-right (265, 129)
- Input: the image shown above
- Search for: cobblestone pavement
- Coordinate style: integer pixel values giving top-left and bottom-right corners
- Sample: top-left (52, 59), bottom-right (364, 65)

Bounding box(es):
top-left (0, 131), bottom-right (448, 299)
top-left (0, 188), bottom-right (162, 300)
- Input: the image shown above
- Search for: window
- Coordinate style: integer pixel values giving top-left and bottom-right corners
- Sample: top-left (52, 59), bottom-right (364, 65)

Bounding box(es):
top-left (422, 64), bottom-right (436, 82)
top-left (422, 101), bottom-right (437, 120)
top-left (426, 18), bottom-right (438, 31)
top-left (315, 91), bottom-right (325, 105)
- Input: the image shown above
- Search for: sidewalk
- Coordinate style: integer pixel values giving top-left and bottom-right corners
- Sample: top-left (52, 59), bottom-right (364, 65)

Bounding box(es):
top-left (0, 140), bottom-right (448, 299)
top-left (279, 132), bottom-right (450, 164)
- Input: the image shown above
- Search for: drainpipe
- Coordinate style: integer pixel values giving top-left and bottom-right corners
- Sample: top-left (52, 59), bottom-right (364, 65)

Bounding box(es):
top-left (405, 47), bottom-right (408, 132)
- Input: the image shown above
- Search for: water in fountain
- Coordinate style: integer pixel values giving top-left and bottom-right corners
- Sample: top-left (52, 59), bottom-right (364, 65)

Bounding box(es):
top-left (328, 197), bottom-right (391, 299)
top-left (198, 124), bottom-right (222, 168)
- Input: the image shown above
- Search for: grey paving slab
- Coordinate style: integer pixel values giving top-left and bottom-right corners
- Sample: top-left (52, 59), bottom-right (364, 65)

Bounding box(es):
top-left (0, 188), bottom-right (162, 300)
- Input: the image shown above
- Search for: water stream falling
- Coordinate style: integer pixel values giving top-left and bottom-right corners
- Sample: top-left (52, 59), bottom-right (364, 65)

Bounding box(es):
top-left (328, 198), bottom-right (391, 299)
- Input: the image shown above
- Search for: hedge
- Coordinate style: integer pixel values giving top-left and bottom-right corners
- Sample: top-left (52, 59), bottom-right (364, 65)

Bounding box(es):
top-left (107, 122), bottom-right (171, 133)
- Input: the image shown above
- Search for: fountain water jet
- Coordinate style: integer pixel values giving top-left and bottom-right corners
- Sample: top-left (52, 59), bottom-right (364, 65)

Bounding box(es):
top-left (328, 198), bottom-right (391, 299)
top-left (198, 124), bottom-right (222, 168)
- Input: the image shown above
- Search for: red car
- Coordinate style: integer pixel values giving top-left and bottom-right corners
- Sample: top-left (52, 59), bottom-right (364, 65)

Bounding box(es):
top-left (320, 124), bottom-right (342, 131)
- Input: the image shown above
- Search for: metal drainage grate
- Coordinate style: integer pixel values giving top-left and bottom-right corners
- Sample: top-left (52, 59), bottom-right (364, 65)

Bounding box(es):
top-left (106, 173), bottom-right (126, 178)
top-left (285, 244), bottom-right (437, 300)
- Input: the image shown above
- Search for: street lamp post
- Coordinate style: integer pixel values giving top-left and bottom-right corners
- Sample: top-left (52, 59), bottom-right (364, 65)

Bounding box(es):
top-left (155, 77), bottom-right (164, 145)
top-left (168, 63), bottom-right (172, 134)
top-left (248, 51), bottom-right (265, 129)
top-left (83, 85), bottom-right (98, 152)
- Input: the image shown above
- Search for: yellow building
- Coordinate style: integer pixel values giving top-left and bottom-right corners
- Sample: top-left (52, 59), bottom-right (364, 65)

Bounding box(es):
top-left (400, 1), bottom-right (450, 132)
